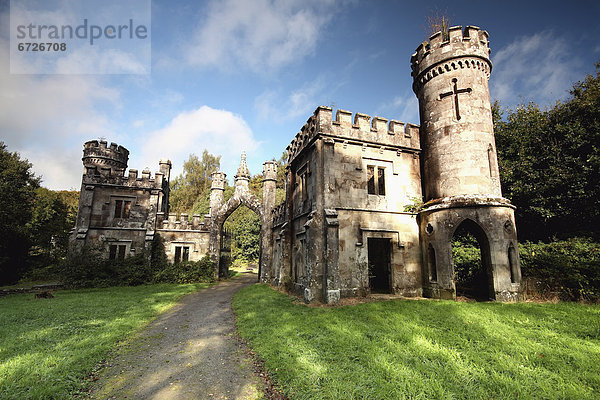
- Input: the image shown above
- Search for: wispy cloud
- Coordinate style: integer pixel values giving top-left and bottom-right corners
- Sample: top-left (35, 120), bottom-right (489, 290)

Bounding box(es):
top-left (185, 0), bottom-right (343, 72)
top-left (255, 79), bottom-right (325, 122)
top-left (135, 106), bottom-right (259, 181)
top-left (376, 92), bottom-right (419, 124)
top-left (491, 31), bottom-right (581, 108)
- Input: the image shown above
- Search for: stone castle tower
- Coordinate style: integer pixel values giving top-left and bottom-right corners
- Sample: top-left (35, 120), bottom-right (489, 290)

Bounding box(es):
top-left (411, 26), bottom-right (521, 301)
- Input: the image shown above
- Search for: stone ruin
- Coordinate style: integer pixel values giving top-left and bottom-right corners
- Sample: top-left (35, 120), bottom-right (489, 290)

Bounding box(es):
top-left (71, 25), bottom-right (523, 303)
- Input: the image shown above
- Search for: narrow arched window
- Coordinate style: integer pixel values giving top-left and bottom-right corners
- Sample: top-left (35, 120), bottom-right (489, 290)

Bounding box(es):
top-left (508, 243), bottom-right (518, 283)
top-left (488, 144), bottom-right (495, 178)
top-left (428, 244), bottom-right (437, 282)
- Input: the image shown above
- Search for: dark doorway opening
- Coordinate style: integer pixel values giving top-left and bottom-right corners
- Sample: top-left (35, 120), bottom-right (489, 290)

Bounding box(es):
top-left (451, 220), bottom-right (492, 301)
top-left (368, 238), bottom-right (391, 293)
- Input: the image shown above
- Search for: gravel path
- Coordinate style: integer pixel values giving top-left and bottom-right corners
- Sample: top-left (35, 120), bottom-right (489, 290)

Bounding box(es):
top-left (88, 272), bottom-right (262, 400)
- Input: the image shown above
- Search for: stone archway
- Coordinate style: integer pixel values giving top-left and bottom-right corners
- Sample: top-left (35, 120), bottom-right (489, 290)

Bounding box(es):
top-left (208, 153), bottom-right (277, 281)
top-left (451, 218), bottom-right (493, 300)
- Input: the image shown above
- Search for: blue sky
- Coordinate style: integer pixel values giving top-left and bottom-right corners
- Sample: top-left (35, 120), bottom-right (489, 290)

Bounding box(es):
top-left (1, 0), bottom-right (599, 190)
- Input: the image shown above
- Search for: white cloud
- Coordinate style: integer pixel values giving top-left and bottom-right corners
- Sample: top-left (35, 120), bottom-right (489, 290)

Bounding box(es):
top-left (0, 39), bottom-right (123, 190)
top-left (255, 79), bottom-right (324, 121)
top-left (185, 0), bottom-right (341, 71)
top-left (135, 106), bottom-right (259, 181)
top-left (491, 31), bottom-right (581, 107)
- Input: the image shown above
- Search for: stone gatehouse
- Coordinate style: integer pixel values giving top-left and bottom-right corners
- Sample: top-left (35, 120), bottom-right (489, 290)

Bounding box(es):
top-left (71, 25), bottom-right (523, 303)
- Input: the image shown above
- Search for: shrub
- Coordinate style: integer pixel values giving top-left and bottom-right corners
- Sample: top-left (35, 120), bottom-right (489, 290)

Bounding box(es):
top-left (59, 239), bottom-right (215, 288)
top-left (153, 255), bottom-right (216, 284)
top-left (519, 238), bottom-right (600, 301)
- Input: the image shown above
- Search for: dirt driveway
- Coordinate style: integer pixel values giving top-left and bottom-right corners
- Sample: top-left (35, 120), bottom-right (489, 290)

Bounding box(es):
top-left (88, 272), bottom-right (262, 400)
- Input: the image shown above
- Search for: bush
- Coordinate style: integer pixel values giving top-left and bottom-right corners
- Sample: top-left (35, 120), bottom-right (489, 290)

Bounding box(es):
top-left (519, 238), bottom-right (600, 301)
top-left (153, 255), bottom-right (216, 284)
top-left (59, 240), bottom-right (215, 288)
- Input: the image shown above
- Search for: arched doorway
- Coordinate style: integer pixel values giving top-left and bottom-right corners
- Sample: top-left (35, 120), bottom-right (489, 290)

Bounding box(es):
top-left (451, 219), bottom-right (493, 300)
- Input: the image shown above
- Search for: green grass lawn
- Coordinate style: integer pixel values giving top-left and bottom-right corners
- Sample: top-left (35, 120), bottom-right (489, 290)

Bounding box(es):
top-left (233, 285), bottom-right (600, 400)
top-left (0, 283), bottom-right (208, 399)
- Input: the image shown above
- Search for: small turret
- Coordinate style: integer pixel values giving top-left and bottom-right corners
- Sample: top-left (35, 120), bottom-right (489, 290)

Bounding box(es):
top-left (82, 140), bottom-right (129, 176)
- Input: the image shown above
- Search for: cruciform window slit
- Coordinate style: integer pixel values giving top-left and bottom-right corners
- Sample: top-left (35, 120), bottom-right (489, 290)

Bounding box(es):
top-left (439, 78), bottom-right (472, 120)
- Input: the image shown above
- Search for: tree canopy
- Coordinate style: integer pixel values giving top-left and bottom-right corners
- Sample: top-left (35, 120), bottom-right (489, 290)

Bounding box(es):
top-left (169, 150), bottom-right (221, 214)
top-left (493, 62), bottom-right (600, 241)
top-left (0, 142), bottom-right (40, 284)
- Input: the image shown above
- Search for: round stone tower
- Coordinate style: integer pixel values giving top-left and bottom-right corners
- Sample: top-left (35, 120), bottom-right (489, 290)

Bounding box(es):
top-left (411, 26), bottom-right (522, 301)
top-left (82, 139), bottom-right (129, 176)
top-left (412, 25), bottom-right (500, 199)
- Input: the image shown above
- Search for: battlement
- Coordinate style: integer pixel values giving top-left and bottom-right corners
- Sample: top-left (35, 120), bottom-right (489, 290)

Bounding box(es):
top-left (286, 106), bottom-right (420, 164)
top-left (211, 171), bottom-right (227, 190)
top-left (411, 26), bottom-right (492, 92)
top-left (157, 213), bottom-right (210, 231)
top-left (83, 164), bottom-right (165, 190)
top-left (262, 160), bottom-right (278, 182)
top-left (82, 140), bottom-right (129, 171)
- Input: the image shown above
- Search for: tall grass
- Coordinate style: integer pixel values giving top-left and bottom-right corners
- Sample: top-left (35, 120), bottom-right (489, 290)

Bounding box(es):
top-left (234, 285), bottom-right (600, 400)
top-left (0, 283), bottom-right (208, 399)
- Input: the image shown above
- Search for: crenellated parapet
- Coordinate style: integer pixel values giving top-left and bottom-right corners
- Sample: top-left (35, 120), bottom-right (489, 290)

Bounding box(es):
top-left (82, 164), bottom-right (165, 190)
top-left (411, 26), bottom-right (491, 93)
top-left (83, 140), bottom-right (129, 173)
top-left (156, 213), bottom-right (210, 231)
top-left (211, 171), bottom-right (227, 190)
top-left (262, 160), bottom-right (278, 182)
top-left (286, 106), bottom-right (420, 164)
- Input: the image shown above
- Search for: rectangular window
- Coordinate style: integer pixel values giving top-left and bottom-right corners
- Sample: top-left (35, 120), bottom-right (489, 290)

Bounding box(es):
top-left (175, 246), bottom-right (190, 263)
top-left (367, 166), bottom-right (376, 194)
top-left (174, 246), bottom-right (182, 263)
top-left (109, 244), bottom-right (127, 260)
top-left (378, 167), bottom-right (386, 196)
top-left (367, 165), bottom-right (385, 196)
top-left (114, 199), bottom-right (131, 218)
top-left (109, 244), bottom-right (117, 260)
top-left (118, 245), bottom-right (126, 260)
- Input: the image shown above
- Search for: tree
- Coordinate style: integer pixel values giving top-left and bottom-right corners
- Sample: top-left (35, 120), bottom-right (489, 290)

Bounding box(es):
top-left (27, 188), bottom-right (79, 269)
top-left (0, 142), bottom-right (40, 284)
top-left (169, 150), bottom-right (221, 214)
top-left (493, 62), bottom-right (600, 240)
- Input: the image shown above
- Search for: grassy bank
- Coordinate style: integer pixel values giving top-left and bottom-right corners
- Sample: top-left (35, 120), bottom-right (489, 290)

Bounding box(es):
top-left (233, 285), bottom-right (600, 400)
top-left (0, 283), bottom-right (208, 399)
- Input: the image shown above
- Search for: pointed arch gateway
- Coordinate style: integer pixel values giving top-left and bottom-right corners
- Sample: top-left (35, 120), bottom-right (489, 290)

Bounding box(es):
top-left (208, 153), bottom-right (277, 280)
top-left (451, 218), bottom-right (493, 300)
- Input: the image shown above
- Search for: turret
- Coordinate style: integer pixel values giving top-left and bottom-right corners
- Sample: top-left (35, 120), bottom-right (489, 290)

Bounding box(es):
top-left (411, 25), bottom-right (500, 200)
top-left (209, 171), bottom-right (226, 216)
top-left (82, 140), bottom-right (129, 176)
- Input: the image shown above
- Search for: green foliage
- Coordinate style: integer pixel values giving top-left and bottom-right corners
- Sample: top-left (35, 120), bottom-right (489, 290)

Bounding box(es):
top-left (224, 206), bottom-right (261, 264)
top-left (0, 283), bottom-right (207, 399)
top-left (26, 188), bottom-right (79, 272)
top-left (234, 285), bottom-right (600, 400)
top-left (519, 238), bottom-right (600, 301)
top-left (494, 62), bottom-right (600, 240)
top-left (59, 242), bottom-right (215, 288)
top-left (403, 196), bottom-right (424, 213)
top-left (169, 150), bottom-right (221, 214)
top-left (0, 142), bottom-right (40, 284)
top-left (153, 255), bottom-right (216, 284)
